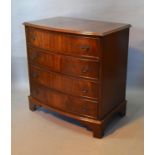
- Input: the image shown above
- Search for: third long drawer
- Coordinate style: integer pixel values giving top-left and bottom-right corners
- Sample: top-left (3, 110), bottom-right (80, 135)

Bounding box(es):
top-left (29, 65), bottom-right (99, 100)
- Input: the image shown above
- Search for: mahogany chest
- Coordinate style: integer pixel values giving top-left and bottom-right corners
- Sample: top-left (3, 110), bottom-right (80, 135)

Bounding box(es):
top-left (24, 17), bottom-right (131, 138)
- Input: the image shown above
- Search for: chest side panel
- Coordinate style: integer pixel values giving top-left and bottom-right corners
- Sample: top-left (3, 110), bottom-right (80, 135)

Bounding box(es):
top-left (99, 28), bottom-right (130, 119)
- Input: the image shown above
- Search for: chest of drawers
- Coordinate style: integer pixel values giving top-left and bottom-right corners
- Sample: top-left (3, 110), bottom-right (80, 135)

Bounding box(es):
top-left (24, 17), bottom-right (131, 138)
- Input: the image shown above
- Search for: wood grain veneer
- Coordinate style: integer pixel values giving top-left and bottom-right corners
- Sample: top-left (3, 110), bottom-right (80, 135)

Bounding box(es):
top-left (24, 17), bottom-right (131, 138)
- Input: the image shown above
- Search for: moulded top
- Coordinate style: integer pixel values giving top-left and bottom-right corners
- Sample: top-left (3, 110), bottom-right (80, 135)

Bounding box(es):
top-left (24, 17), bottom-right (131, 37)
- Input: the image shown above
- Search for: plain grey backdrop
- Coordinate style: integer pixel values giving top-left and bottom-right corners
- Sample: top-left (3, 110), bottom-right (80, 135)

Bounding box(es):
top-left (11, 0), bottom-right (144, 90)
top-left (12, 1), bottom-right (144, 154)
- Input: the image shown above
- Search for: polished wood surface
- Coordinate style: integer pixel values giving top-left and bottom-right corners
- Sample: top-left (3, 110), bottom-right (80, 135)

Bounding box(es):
top-left (26, 27), bottom-right (101, 59)
top-left (29, 65), bottom-right (99, 100)
top-left (24, 17), bottom-right (131, 138)
top-left (31, 84), bottom-right (98, 118)
top-left (99, 28), bottom-right (129, 119)
top-left (28, 46), bottom-right (100, 80)
top-left (24, 17), bottom-right (130, 36)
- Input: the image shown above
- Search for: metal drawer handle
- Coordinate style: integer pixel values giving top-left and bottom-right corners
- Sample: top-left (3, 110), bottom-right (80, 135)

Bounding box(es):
top-left (30, 53), bottom-right (38, 60)
top-left (32, 72), bottom-right (39, 78)
top-left (32, 34), bottom-right (36, 41)
top-left (81, 88), bottom-right (88, 93)
top-left (81, 66), bottom-right (89, 73)
top-left (80, 45), bottom-right (90, 51)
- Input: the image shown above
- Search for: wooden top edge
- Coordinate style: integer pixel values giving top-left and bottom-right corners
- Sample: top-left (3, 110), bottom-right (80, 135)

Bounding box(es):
top-left (23, 17), bottom-right (131, 37)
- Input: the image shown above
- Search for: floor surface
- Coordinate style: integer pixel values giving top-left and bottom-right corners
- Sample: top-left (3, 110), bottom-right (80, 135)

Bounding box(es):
top-left (12, 87), bottom-right (144, 155)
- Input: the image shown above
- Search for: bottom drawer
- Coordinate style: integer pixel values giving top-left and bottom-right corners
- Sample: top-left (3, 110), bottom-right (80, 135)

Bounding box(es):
top-left (31, 84), bottom-right (98, 118)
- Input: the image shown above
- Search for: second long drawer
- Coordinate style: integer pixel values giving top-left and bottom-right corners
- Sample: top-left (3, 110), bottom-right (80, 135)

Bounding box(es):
top-left (29, 65), bottom-right (99, 100)
top-left (28, 46), bottom-right (100, 80)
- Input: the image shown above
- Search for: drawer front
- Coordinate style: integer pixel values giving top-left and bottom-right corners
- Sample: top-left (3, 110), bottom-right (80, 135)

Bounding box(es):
top-left (29, 65), bottom-right (99, 100)
top-left (31, 84), bottom-right (98, 118)
top-left (26, 27), bottom-right (100, 58)
top-left (28, 47), bottom-right (100, 80)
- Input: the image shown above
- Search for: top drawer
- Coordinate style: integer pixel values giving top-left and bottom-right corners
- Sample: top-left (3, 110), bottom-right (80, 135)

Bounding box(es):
top-left (26, 27), bottom-right (101, 59)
